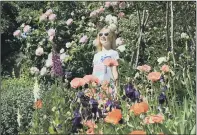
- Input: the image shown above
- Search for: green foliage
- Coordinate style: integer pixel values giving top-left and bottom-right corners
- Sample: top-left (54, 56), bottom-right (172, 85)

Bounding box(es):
top-left (28, 83), bottom-right (76, 134)
top-left (1, 77), bottom-right (34, 135)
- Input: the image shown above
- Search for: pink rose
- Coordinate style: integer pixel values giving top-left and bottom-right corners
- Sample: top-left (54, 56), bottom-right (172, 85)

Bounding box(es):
top-left (119, 2), bottom-right (126, 9)
top-left (79, 35), bottom-right (88, 43)
top-left (45, 9), bottom-right (53, 16)
top-left (66, 18), bottom-right (73, 26)
top-left (49, 36), bottom-right (54, 42)
top-left (97, 7), bottom-right (105, 14)
top-left (47, 29), bottom-right (55, 37)
top-left (118, 12), bottom-right (125, 18)
top-left (13, 30), bottom-right (21, 37)
top-left (49, 14), bottom-right (57, 21)
top-left (40, 14), bottom-right (47, 21)
top-left (90, 11), bottom-right (98, 17)
top-left (105, 2), bottom-right (111, 8)
top-left (23, 25), bottom-right (31, 33)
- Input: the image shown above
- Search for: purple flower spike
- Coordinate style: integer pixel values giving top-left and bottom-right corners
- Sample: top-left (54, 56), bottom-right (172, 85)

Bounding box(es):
top-left (52, 52), bottom-right (63, 77)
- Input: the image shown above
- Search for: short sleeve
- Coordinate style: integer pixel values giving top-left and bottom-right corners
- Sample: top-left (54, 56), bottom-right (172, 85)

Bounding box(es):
top-left (93, 54), bottom-right (97, 65)
top-left (113, 51), bottom-right (119, 60)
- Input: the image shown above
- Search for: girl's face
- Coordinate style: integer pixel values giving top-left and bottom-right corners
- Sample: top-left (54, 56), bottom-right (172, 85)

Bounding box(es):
top-left (99, 29), bottom-right (112, 49)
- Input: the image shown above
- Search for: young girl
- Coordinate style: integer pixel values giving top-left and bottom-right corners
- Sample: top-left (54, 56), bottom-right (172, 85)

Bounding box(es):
top-left (92, 27), bottom-right (119, 98)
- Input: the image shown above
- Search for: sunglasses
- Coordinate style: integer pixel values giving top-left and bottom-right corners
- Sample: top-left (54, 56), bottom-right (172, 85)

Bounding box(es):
top-left (99, 32), bottom-right (109, 37)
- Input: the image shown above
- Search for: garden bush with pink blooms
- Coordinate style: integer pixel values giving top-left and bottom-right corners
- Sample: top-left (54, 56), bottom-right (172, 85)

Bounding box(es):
top-left (1, 1), bottom-right (196, 135)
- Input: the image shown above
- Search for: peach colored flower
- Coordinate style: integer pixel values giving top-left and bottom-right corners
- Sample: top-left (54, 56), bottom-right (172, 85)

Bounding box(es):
top-left (70, 78), bottom-right (86, 88)
top-left (49, 14), bottom-right (57, 21)
top-left (104, 109), bottom-right (122, 124)
top-left (129, 130), bottom-right (146, 135)
top-left (137, 64), bottom-right (151, 72)
top-left (34, 99), bottom-right (42, 109)
top-left (161, 65), bottom-right (170, 72)
top-left (86, 128), bottom-right (94, 134)
top-left (83, 120), bottom-right (97, 129)
top-left (147, 72), bottom-right (161, 82)
top-left (130, 102), bottom-right (149, 116)
top-left (13, 30), bottom-right (21, 37)
top-left (103, 58), bottom-right (119, 67)
top-left (83, 75), bottom-right (99, 84)
top-left (144, 114), bottom-right (164, 124)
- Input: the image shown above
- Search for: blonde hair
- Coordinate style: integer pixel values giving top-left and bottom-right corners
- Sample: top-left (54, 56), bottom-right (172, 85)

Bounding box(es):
top-left (95, 27), bottom-right (116, 52)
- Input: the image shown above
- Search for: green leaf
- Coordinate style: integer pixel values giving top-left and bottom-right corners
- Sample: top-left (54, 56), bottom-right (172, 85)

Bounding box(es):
top-left (159, 124), bottom-right (172, 134)
top-left (190, 124), bottom-right (196, 135)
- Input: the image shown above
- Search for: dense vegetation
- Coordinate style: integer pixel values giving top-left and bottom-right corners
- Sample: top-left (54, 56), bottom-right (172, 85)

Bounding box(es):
top-left (1, 1), bottom-right (196, 135)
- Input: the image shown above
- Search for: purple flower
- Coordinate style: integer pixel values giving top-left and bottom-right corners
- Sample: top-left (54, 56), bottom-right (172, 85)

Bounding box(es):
top-left (65, 71), bottom-right (72, 79)
top-left (51, 52), bottom-right (63, 77)
top-left (160, 75), bottom-right (165, 82)
top-left (124, 83), bottom-right (140, 101)
top-left (158, 92), bottom-right (167, 104)
top-left (161, 85), bottom-right (168, 91)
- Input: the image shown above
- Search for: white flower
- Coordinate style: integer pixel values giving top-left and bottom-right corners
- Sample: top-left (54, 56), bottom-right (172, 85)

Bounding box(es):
top-left (66, 18), bottom-right (73, 26)
top-left (52, 106), bottom-right (56, 112)
top-left (33, 79), bottom-right (40, 101)
top-left (45, 59), bottom-right (53, 67)
top-left (79, 35), bottom-right (88, 43)
top-left (117, 45), bottom-right (126, 52)
top-left (88, 22), bottom-right (95, 27)
top-left (30, 67), bottom-right (39, 75)
top-left (40, 67), bottom-right (47, 76)
top-left (71, 12), bottom-right (74, 16)
top-left (60, 53), bottom-right (69, 61)
top-left (81, 16), bottom-right (85, 20)
top-left (48, 52), bottom-right (52, 59)
top-left (116, 37), bottom-right (124, 46)
top-left (157, 56), bottom-right (168, 64)
top-left (108, 23), bottom-right (117, 31)
top-left (99, 16), bottom-right (104, 21)
top-left (66, 42), bottom-right (72, 48)
top-left (105, 14), bottom-right (117, 24)
top-left (60, 48), bottom-right (65, 54)
top-left (17, 108), bottom-right (22, 127)
top-left (181, 32), bottom-right (189, 39)
top-left (35, 47), bottom-right (44, 56)
top-left (20, 23), bottom-right (25, 28)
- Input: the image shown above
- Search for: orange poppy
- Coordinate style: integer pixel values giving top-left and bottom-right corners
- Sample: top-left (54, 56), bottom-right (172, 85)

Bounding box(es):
top-left (161, 65), bottom-right (169, 72)
top-left (144, 114), bottom-right (164, 124)
top-left (147, 72), bottom-right (161, 82)
top-left (70, 78), bottom-right (86, 88)
top-left (103, 58), bottom-right (119, 67)
top-left (137, 64), bottom-right (151, 72)
top-left (130, 102), bottom-right (149, 116)
top-left (34, 99), bottom-right (42, 109)
top-left (129, 130), bottom-right (146, 135)
top-left (104, 109), bottom-right (122, 125)
top-left (83, 75), bottom-right (99, 84)
top-left (83, 120), bottom-right (97, 129)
